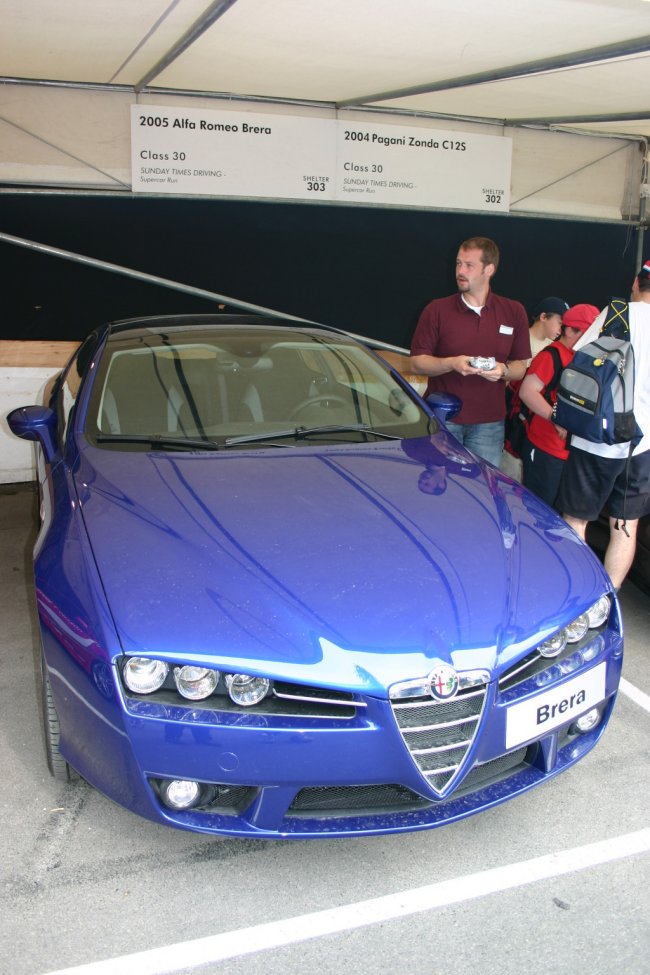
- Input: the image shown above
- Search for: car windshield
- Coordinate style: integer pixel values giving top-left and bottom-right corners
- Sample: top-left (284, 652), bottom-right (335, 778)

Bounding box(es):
top-left (85, 325), bottom-right (432, 449)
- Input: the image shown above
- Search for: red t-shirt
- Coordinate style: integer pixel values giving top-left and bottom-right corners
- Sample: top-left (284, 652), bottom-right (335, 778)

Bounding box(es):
top-left (526, 341), bottom-right (574, 459)
top-left (411, 291), bottom-right (530, 424)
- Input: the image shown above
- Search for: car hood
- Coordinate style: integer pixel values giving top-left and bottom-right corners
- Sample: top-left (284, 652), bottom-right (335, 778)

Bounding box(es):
top-left (74, 436), bottom-right (608, 692)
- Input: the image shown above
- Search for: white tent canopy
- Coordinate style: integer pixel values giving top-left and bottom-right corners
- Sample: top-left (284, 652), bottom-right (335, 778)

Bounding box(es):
top-left (2, 0), bottom-right (650, 136)
top-left (1, 0), bottom-right (649, 221)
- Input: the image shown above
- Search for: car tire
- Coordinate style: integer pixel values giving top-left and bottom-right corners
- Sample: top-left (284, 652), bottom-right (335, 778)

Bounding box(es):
top-left (40, 652), bottom-right (78, 783)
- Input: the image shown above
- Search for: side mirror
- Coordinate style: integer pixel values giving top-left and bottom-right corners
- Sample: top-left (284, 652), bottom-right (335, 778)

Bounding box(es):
top-left (7, 405), bottom-right (59, 462)
top-left (426, 392), bottom-right (462, 423)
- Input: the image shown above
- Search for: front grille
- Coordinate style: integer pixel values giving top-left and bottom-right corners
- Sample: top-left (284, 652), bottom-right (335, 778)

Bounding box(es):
top-left (452, 746), bottom-right (530, 797)
top-left (289, 783), bottom-right (428, 815)
top-left (271, 681), bottom-right (360, 718)
top-left (288, 747), bottom-right (532, 819)
top-left (203, 784), bottom-right (258, 812)
top-left (391, 684), bottom-right (487, 795)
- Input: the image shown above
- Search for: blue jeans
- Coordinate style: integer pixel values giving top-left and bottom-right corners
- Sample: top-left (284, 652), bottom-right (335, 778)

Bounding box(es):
top-left (446, 420), bottom-right (504, 467)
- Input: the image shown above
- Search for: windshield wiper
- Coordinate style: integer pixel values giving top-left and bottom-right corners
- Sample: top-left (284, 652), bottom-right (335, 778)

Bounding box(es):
top-left (95, 434), bottom-right (221, 451)
top-left (224, 424), bottom-right (401, 446)
top-left (298, 424), bottom-right (401, 440)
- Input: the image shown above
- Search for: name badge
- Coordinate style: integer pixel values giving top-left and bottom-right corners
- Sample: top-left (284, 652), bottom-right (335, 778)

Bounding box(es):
top-left (499, 324), bottom-right (514, 335)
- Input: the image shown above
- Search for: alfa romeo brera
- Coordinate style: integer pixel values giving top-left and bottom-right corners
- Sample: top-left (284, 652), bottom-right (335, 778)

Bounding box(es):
top-left (8, 314), bottom-right (622, 839)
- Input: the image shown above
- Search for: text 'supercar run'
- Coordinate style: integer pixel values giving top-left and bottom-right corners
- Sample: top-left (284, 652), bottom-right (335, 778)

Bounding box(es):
top-left (9, 314), bottom-right (622, 838)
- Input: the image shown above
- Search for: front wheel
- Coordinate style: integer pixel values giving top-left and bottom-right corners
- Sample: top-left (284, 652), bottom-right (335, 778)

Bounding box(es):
top-left (40, 652), bottom-right (77, 782)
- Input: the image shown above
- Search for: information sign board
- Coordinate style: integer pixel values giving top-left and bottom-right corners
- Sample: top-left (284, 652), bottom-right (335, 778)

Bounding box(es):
top-left (131, 106), bottom-right (511, 211)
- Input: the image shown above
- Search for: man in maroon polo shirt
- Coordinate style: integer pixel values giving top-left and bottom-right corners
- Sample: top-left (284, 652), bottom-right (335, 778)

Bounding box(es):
top-left (410, 237), bottom-right (531, 466)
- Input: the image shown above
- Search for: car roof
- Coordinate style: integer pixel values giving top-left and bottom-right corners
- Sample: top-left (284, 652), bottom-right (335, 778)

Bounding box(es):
top-left (105, 313), bottom-right (345, 339)
top-left (108, 312), bottom-right (318, 332)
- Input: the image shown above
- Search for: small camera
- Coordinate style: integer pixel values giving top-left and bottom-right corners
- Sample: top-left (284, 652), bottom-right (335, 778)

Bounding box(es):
top-left (469, 356), bottom-right (496, 371)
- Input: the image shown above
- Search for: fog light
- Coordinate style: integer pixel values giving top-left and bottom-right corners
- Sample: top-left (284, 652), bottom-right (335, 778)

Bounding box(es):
top-left (159, 779), bottom-right (202, 810)
top-left (571, 708), bottom-right (602, 735)
top-left (123, 657), bottom-right (168, 694)
top-left (539, 630), bottom-right (567, 658)
top-left (173, 665), bottom-right (219, 700)
top-left (226, 673), bottom-right (270, 706)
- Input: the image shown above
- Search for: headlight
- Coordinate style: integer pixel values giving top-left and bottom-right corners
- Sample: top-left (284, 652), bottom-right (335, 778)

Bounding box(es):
top-left (122, 657), bottom-right (277, 708)
top-left (539, 630), bottom-right (567, 658)
top-left (586, 595), bottom-right (611, 628)
top-left (173, 665), bottom-right (219, 700)
top-left (565, 613), bottom-right (589, 643)
top-left (123, 657), bottom-right (169, 694)
top-left (225, 674), bottom-right (270, 706)
top-left (537, 595), bottom-right (610, 663)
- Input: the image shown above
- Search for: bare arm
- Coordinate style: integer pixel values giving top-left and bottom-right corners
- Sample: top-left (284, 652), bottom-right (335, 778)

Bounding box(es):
top-left (519, 373), bottom-right (553, 419)
top-left (478, 358), bottom-right (529, 383)
top-left (501, 359), bottom-right (527, 382)
top-left (410, 353), bottom-right (480, 377)
top-left (409, 355), bottom-right (529, 383)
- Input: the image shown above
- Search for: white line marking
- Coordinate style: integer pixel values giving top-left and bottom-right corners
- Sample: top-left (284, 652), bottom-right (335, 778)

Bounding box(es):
top-left (41, 827), bottom-right (650, 975)
top-left (619, 677), bottom-right (650, 715)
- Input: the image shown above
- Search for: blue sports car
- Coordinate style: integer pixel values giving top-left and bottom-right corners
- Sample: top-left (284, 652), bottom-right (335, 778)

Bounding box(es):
top-left (9, 314), bottom-right (622, 839)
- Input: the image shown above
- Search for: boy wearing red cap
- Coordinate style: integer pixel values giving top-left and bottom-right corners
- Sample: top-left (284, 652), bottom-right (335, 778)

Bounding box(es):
top-left (519, 304), bottom-right (600, 508)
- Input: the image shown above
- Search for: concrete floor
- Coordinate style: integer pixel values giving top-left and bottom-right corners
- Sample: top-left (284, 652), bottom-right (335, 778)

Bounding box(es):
top-left (1, 481), bottom-right (649, 975)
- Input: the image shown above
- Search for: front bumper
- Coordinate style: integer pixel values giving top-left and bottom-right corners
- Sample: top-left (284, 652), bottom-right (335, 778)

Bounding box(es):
top-left (115, 632), bottom-right (623, 839)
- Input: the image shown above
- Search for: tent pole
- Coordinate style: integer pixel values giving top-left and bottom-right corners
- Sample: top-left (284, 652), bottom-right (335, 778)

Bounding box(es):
top-left (0, 230), bottom-right (410, 354)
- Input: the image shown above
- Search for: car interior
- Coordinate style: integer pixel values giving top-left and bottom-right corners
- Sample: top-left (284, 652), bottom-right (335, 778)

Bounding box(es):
top-left (92, 336), bottom-right (422, 441)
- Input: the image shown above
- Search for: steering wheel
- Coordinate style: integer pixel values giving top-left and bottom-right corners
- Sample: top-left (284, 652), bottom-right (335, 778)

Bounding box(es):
top-left (288, 394), bottom-right (349, 420)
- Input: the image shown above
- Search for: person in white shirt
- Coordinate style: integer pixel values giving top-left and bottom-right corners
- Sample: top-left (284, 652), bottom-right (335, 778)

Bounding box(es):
top-left (556, 259), bottom-right (650, 589)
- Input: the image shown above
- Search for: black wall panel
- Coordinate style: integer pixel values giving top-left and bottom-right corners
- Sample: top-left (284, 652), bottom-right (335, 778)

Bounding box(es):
top-left (0, 193), bottom-right (639, 347)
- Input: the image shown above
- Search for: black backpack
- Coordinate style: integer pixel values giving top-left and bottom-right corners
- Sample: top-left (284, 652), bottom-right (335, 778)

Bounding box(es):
top-left (554, 299), bottom-right (642, 447)
top-left (505, 345), bottom-right (564, 458)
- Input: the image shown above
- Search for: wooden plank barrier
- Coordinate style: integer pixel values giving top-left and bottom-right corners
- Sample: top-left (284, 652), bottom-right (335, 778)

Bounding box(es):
top-left (0, 343), bottom-right (427, 388)
top-left (376, 351), bottom-right (427, 393)
top-left (0, 340), bottom-right (80, 368)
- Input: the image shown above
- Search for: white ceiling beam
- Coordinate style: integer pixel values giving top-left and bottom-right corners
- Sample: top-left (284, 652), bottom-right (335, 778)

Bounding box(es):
top-left (134, 0), bottom-right (239, 92)
top-left (337, 36), bottom-right (650, 108)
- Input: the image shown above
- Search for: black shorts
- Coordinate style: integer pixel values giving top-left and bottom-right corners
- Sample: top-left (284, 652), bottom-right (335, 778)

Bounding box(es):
top-left (521, 440), bottom-right (565, 510)
top-left (556, 446), bottom-right (650, 521)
